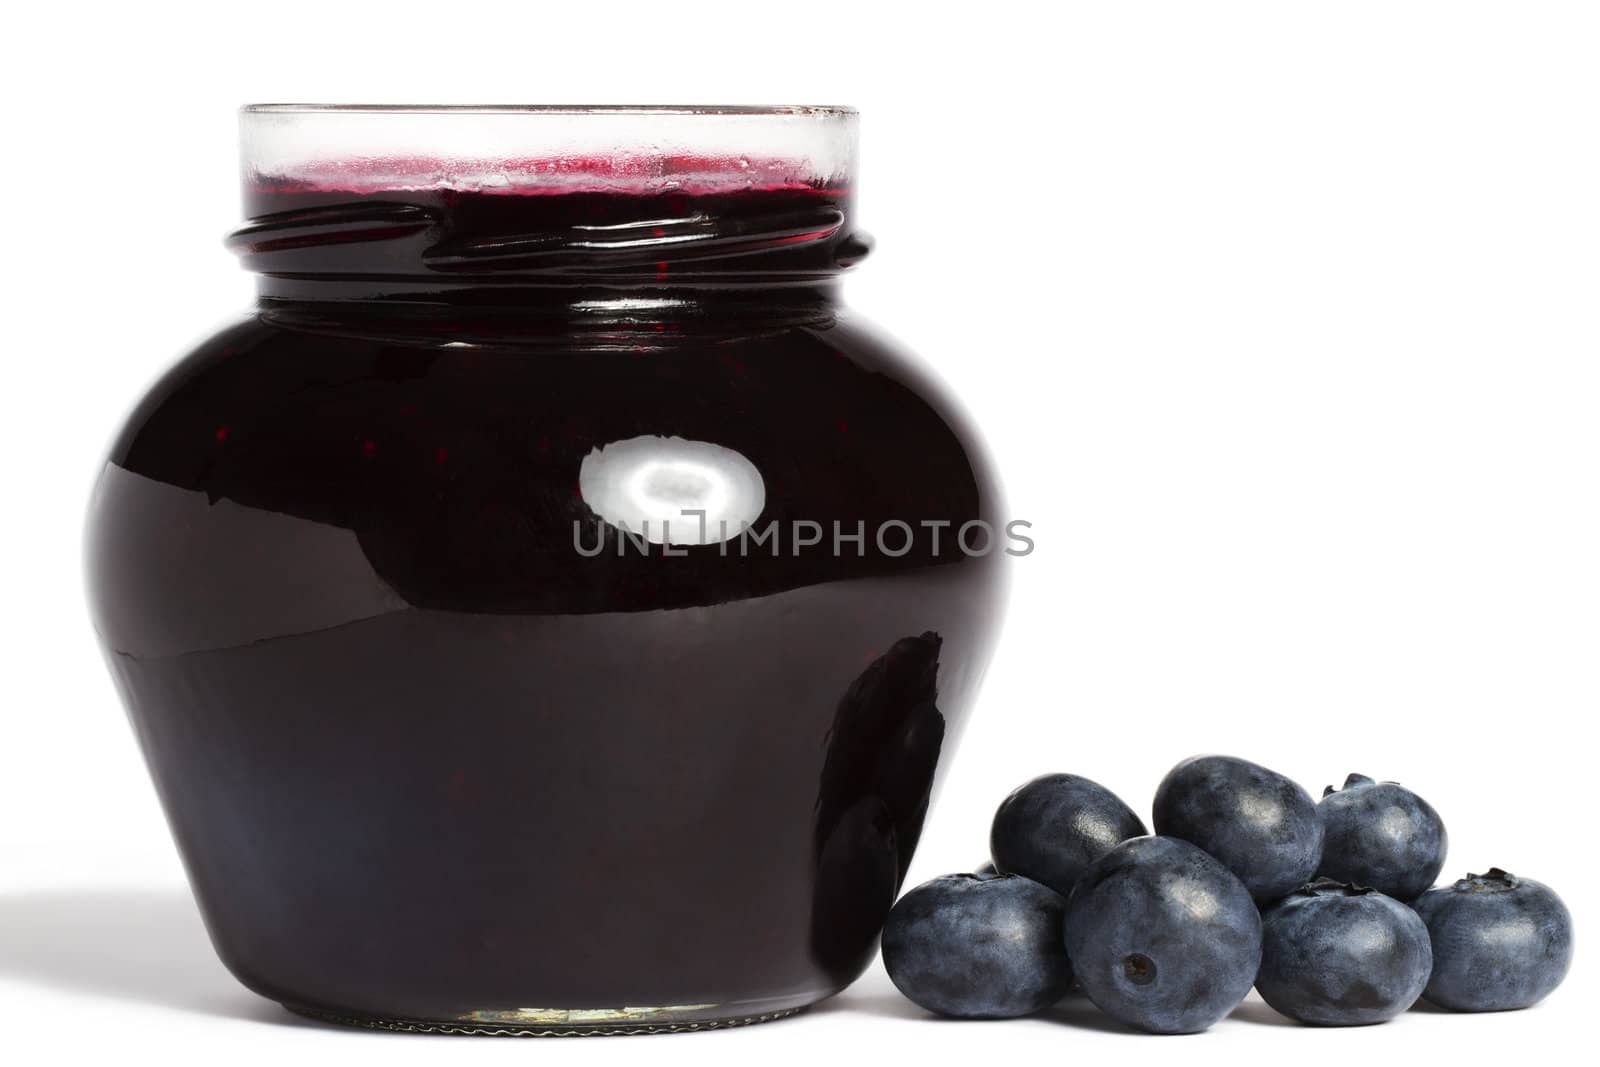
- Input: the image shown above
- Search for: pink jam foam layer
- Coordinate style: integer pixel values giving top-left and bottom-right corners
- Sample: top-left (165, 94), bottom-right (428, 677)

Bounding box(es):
top-left (252, 155), bottom-right (847, 197)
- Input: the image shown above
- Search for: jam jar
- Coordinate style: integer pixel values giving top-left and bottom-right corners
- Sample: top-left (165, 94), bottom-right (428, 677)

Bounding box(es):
top-left (86, 105), bottom-right (1007, 1034)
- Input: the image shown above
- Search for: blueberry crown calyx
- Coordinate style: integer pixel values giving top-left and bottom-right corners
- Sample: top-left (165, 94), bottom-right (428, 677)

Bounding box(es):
top-left (1454, 868), bottom-right (1518, 892)
top-left (1292, 876), bottom-right (1376, 898)
top-left (1322, 773), bottom-right (1377, 797)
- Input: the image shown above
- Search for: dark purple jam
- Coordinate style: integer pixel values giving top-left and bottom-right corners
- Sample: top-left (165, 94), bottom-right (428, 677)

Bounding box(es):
top-left (88, 149), bottom-right (1004, 1032)
top-left (233, 154), bottom-right (866, 289)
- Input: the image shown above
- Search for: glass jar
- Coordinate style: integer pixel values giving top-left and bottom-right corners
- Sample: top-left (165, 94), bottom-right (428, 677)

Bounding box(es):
top-left (86, 105), bottom-right (1006, 1034)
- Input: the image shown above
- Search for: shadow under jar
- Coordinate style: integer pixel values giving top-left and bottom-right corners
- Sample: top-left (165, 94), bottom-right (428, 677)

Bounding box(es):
top-left (86, 105), bottom-right (1007, 1035)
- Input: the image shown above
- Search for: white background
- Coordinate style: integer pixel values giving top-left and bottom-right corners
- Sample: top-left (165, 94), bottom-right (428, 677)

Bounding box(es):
top-left (2, 1), bottom-right (1594, 1062)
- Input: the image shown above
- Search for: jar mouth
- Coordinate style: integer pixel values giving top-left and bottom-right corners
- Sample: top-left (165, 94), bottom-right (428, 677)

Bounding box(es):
top-left (242, 104), bottom-right (856, 117)
top-left (236, 104), bottom-right (866, 291)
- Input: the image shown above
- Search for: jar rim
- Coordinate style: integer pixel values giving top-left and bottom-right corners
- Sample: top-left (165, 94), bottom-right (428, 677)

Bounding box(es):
top-left (241, 104), bottom-right (860, 199)
top-left (242, 104), bottom-right (856, 117)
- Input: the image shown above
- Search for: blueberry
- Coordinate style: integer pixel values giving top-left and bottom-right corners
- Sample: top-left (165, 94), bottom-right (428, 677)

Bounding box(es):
top-left (1317, 773), bottom-right (1447, 902)
top-left (882, 873), bottom-right (1073, 1018)
top-left (1065, 836), bottom-right (1262, 1034)
top-left (990, 773), bottom-right (1148, 897)
top-left (1255, 878), bottom-right (1431, 1025)
top-left (1152, 755), bottom-right (1323, 901)
top-left (1412, 868), bottom-right (1574, 1012)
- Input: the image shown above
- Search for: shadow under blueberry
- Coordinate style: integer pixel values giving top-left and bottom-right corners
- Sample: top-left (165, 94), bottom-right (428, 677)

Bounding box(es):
top-left (1228, 997), bottom-right (1298, 1027)
top-left (0, 888), bottom-right (322, 1028)
top-left (1040, 992), bottom-right (1144, 1034)
top-left (814, 987), bottom-right (940, 1022)
top-left (827, 985), bottom-right (1139, 1034)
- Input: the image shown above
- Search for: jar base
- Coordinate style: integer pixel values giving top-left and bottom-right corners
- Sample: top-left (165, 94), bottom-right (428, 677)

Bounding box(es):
top-left (283, 1001), bottom-right (809, 1036)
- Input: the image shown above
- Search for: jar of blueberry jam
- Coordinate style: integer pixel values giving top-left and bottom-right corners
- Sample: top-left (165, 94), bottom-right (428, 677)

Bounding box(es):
top-left (86, 105), bottom-right (1006, 1034)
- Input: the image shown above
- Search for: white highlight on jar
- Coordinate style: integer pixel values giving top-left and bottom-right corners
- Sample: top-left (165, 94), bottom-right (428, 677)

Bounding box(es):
top-left (579, 435), bottom-right (765, 546)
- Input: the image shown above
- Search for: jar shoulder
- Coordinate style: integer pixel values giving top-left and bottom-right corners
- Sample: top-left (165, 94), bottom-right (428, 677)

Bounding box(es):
top-left (91, 302), bottom-right (1005, 622)
top-left (106, 304), bottom-right (995, 501)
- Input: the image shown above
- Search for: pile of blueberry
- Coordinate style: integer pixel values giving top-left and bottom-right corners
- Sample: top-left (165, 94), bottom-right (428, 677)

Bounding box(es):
top-left (881, 756), bottom-right (1574, 1033)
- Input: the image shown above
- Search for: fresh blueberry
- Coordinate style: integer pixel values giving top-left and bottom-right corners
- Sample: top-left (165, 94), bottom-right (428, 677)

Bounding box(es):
top-left (1256, 878), bottom-right (1431, 1026)
top-left (1065, 836), bottom-right (1262, 1034)
top-left (990, 773), bottom-right (1148, 897)
top-left (1412, 868), bottom-right (1574, 1012)
top-left (882, 873), bottom-right (1073, 1018)
top-left (1152, 755), bottom-right (1323, 901)
top-left (1317, 773), bottom-right (1447, 902)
